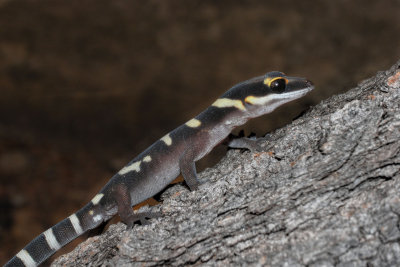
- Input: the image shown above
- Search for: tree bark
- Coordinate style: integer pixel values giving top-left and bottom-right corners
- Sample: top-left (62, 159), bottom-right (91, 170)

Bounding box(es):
top-left (53, 61), bottom-right (400, 267)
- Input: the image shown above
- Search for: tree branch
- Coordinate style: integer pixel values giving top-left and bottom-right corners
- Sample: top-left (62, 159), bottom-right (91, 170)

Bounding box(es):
top-left (53, 60), bottom-right (400, 266)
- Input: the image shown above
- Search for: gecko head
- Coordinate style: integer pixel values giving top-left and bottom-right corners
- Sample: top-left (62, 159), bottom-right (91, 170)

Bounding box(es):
top-left (216, 71), bottom-right (313, 119)
top-left (236, 71), bottom-right (314, 117)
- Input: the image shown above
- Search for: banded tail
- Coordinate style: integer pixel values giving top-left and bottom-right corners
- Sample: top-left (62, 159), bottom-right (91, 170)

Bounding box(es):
top-left (5, 203), bottom-right (104, 267)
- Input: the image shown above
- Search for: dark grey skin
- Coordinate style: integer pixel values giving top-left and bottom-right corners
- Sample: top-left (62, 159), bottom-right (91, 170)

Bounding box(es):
top-left (5, 71), bottom-right (313, 267)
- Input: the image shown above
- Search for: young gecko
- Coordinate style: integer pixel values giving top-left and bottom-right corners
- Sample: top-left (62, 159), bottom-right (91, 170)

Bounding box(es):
top-left (5, 71), bottom-right (313, 267)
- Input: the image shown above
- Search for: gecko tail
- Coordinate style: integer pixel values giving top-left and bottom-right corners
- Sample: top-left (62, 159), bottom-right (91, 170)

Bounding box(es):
top-left (5, 203), bottom-right (104, 267)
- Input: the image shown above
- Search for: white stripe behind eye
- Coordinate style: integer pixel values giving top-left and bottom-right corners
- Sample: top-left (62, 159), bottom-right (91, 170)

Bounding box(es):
top-left (68, 214), bottom-right (83, 235)
top-left (245, 88), bottom-right (311, 105)
top-left (16, 249), bottom-right (36, 267)
top-left (43, 228), bottom-right (61, 250)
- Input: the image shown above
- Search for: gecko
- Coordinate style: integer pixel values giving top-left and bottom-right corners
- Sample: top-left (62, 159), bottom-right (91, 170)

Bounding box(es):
top-left (5, 71), bottom-right (313, 267)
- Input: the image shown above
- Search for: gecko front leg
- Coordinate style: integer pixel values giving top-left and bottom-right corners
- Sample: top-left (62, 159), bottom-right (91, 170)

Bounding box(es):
top-left (179, 149), bottom-right (203, 190)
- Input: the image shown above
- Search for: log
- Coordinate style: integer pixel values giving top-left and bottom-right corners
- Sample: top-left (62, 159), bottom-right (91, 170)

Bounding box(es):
top-left (53, 61), bottom-right (400, 266)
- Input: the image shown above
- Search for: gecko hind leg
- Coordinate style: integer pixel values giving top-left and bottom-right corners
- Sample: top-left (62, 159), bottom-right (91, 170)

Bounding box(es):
top-left (114, 184), bottom-right (161, 228)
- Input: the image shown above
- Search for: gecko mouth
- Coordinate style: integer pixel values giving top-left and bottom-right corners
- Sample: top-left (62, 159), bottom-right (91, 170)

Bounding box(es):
top-left (245, 85), bottom-right (313, 106)
top-left (280, 86), bottom-right (313, 99)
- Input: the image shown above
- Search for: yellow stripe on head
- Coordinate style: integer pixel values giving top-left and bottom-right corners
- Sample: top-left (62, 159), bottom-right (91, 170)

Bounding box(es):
top-left (263, 77), bottom-right (288, 87)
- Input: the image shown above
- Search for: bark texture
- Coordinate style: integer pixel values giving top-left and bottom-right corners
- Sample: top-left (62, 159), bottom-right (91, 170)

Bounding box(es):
top-left (53, 61), bottom-right (400, 266)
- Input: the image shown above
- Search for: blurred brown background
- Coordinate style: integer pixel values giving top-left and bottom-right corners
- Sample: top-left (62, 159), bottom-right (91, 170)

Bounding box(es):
top-left (1, 0), bottom-right (400, 265)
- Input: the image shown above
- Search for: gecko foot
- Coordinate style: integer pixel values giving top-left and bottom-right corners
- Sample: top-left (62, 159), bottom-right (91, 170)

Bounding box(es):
top-left (227, 137), bottom-right (260, 152)
top-left (186, 178), bottom-right (208, 191)
top-left (226, 133), bottom-right (272, 152)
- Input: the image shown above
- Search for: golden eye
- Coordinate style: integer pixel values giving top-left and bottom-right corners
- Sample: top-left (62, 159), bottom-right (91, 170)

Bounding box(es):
top-left (269, 77), bottom-right (287, 93)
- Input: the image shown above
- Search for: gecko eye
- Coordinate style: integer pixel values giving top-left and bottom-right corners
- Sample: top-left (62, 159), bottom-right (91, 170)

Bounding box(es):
top-left (270, 78), bottom-right (286, 93)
